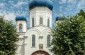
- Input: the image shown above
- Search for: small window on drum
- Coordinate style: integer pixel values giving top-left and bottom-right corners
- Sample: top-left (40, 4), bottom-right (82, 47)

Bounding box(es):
top-left (32, 18), bottom-right (34, 27)
top-left (39, 17), bottom-right (43, 25)
top-left (19, 24), bottom-right (23, 32)
top-left (47, 19), bottom-right (50, 27)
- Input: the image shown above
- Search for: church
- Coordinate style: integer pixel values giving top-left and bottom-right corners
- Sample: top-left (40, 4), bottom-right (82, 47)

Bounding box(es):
top-left (15, 0), bottom-right (53, 55)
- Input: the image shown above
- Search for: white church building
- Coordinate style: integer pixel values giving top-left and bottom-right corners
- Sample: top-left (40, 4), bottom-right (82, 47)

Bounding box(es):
top-left (15, 0), bottom-right (53, 55)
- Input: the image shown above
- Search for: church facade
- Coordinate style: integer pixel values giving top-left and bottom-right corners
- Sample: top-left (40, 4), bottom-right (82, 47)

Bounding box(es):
top-left (15, 0), bottom-right (53, 55)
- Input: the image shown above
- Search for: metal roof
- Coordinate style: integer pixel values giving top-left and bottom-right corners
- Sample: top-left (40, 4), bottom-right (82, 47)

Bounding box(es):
top-left (29, 0), bottom-right (53, 10)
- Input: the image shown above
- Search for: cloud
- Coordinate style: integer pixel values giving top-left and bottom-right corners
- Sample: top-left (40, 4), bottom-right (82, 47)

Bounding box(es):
top-left (4, 13), bottom-right (16, 22)
top-left (52, 0), bottom-right (58, 2)
top-left (17, 2), bottom-right (27, 6)
top-left (67, 0), bottom-right (77, 4)
top-left (0, 3), bottom-right (5, 8)
top-left (59, 0), bottom-right (67, 4)
top-left (14, 2), bottom-right (27, 7)
top-left (77, 0), bottom-right (85, 9)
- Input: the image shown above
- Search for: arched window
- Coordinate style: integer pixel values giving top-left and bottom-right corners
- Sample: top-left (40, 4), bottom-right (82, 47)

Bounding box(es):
top-left (32, 18), bottom-right (34, 27)
top-left (47, 35), bottom-right (51, 47)
top-left (47, 19), bottom-right (50, 27)
top-left (39, 17), bottom-right (43, 25)
top-left (19, 24), bottom-right (23, 32)
top-left (32, 35), bottom-right (35, 47)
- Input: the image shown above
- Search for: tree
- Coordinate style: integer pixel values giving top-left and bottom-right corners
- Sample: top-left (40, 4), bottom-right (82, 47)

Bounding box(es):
top-left (0, 16), bottom-right (18, 55)
top-left (78, 9), bottom-right (85, 18)
top-left (51, 16), bottom-right (85, 55)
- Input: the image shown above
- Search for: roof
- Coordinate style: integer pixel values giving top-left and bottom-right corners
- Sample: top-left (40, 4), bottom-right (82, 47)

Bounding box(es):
top-left (56, 17), bottom-right (65, 21)
top-left (15, 16), bottom-right (27, 21)
top-left (29, 0), bottom-right (53, 10)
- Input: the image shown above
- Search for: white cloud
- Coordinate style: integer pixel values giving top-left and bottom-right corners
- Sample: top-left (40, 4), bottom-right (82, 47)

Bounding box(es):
top-left (52, 0), bottom-right (58, 2)
top-left (0, 3), bottom-right (5, 8)
top-left (67, 0), bottom-right (77, 4)
top-left (14, 1), bottom-right (27, 7)
top-left (59, 0), bottom-right (67, 4)
top-left (77, 0), bottom-right (85, 9)
top-left (4, 13), bottom-right (16, 22)
top-left (17, 2), bottom-right (27, 5)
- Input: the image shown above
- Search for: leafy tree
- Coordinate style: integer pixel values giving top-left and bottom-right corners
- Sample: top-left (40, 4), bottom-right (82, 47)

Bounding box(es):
top-left (0, 16), bottom-right (18, 55)
top-left (51, 16), bottom-right (85, 55)
top-left (78, 9), bottom-right (85, 18)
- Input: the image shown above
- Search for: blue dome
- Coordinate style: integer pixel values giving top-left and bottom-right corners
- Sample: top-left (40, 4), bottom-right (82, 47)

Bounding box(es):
top-left (56, 17), bottom-right (65, 21)
top-left (56, 17), bottom-right (60, 21)
top-left (16, 16), bottom-right (27, 21)
top-left (29, 0), bottom-right (53, 10)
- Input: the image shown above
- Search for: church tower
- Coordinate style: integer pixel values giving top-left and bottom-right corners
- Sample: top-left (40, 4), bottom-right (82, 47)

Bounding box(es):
top-left (29, 0), bottom-right (53, 28)
top-left (15, 0), bottom-right (53, 55)
top-left (16, 16), bottom-right (27, 32)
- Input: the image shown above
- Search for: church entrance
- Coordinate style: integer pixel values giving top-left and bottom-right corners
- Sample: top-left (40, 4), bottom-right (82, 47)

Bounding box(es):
top-left (32, 50), bottom-right (49, 55)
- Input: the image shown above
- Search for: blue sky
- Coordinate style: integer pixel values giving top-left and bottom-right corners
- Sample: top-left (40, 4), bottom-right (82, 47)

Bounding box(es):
top-left (0, 0), bottom-right (85, 27)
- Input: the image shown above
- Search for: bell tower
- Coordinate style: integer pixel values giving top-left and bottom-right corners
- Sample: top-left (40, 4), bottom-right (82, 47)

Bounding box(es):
top-left (29, 0), bottom-right (53, 28)
top-left (15, 16), bottom-right (27, 32)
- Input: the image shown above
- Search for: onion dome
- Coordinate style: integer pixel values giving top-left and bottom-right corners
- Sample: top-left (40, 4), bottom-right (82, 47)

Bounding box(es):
top-left (15, 16), bottom-right (27, 21)
top-left (56, 17), bottom-right (65, 21)
top-left (29, 0), bottom-right (53, 10)
top-left (56, 17), bottom-right (60, 21)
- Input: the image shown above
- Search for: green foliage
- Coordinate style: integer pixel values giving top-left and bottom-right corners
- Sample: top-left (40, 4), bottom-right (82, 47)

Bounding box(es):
top-left (78, 9), bottom-right (85, 18)
top-left (51, 16), bottom-right (85, 55)
top-left (0, 16), bottom-right (18, 55)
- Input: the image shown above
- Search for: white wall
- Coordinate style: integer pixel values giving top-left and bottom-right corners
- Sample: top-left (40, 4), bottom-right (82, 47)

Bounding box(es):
top-left (24, 26), bottom-right (53, 55)
top-left (16, 21), bottom-right (27, 32)
top-left (30, 7), bottom-right (52, 28)
top-left (16, 7), bottom-right (53, 55)
top-left (15, 33), bottom-right (26, 55)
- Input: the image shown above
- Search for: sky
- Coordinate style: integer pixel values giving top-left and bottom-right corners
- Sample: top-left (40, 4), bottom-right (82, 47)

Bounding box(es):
top-left (0, 0), bottom-right (85, 27)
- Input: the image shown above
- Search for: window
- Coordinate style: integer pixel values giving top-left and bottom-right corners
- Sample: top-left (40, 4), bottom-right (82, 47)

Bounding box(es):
top-left (47, 35), bottom-right (51, 47)
top-left (32, 18), bottom-right (34, 27)
top-left (47, 19), bottom-right (50, 27)
top-left (39, 17), bottom-right (43, 25)
top-left (32, 35), bottom-right (35, 47)
top-left (19, 24), bottom-right (23, 32)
